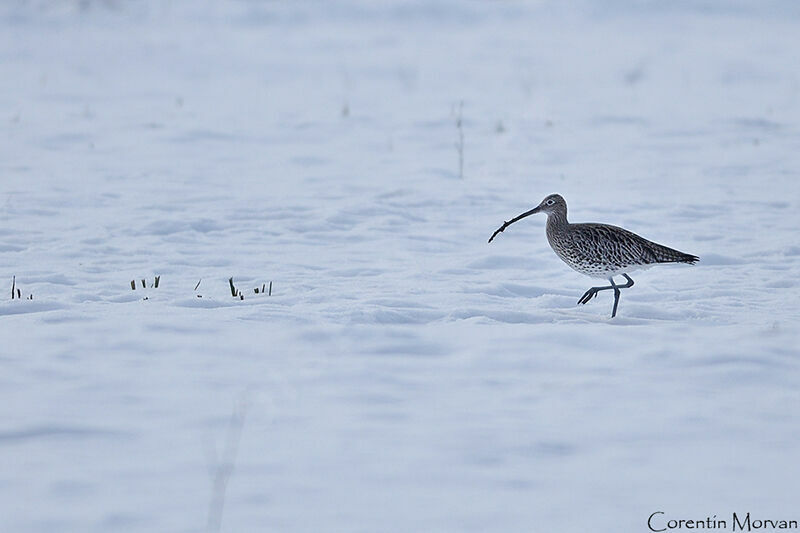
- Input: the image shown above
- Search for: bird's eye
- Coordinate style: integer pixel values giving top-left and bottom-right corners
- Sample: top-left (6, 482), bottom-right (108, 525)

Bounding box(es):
top-left (546, 199), bottom-right (555, 206)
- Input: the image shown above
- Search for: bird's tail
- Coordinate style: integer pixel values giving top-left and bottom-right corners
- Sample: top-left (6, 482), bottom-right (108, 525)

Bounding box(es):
top-left (648, 242), bottom-right (699, 264)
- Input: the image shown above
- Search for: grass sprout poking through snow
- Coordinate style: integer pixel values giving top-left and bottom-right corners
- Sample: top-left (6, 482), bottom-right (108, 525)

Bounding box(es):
top-left (194, 279), bottom-right (204, 298)
top-left (10, 275), bottom-right (32, 300)
top-left (130, 276), bottom-right (160, 290)
top-left (129, 276), bottom-right (160, 300)
top-left (229, 277), bottom-right (273, 300)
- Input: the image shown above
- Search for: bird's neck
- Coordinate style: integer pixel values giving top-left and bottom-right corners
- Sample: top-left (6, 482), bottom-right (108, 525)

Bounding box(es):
top-left (546, 211), bottom-right (569, 232)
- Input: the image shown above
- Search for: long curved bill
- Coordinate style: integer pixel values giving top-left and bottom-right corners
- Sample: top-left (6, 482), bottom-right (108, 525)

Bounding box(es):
top-left (488, 205), bottom-right (541, 243)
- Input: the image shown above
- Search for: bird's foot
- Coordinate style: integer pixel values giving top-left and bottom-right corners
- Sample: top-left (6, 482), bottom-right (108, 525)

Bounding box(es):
top-left (577, 287), bottom-right (601, 305)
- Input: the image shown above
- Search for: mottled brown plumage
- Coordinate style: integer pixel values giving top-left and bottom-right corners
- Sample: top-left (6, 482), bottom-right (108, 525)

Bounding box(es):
top-left (489, 193), bottom-right (698, 317)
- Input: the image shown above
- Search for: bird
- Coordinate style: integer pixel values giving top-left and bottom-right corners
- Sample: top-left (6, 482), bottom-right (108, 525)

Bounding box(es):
top-left (488, 193), bottom-right (698, 318)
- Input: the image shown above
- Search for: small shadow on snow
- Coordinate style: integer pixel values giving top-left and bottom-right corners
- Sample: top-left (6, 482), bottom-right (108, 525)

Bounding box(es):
top-left (517, 441), bottom-right (577, 457)
top-left (783, 246), bottom-right (800, 257)
top-left (449, 308), bottom-right (548, 324)
top-left (350, 308), bottom-right (445, 325)
top-left (172, 298), bottom-right (238, 309)
top-left (468, 255), bottom-right (533, 269)
top-left (367, 340), bottom-right (445, 357)
top-left (41, 312), bottom-right (97, 324)
top-left (136, 218), bottom-right (222, 236)
top-left (0, 301), bottom-right (65, 316)
top-left (465, 283), bottom-right (563, 299)
top-left (18, 273), bottom-right (77, 286)
top-left (730, 117), bottom-right (784, 131)
top-left (0, 425), bottom-right (130, 444)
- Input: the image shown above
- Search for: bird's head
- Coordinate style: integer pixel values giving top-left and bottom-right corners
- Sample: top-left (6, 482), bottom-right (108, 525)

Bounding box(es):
top-left (531, 193), bottom-right (567, 215)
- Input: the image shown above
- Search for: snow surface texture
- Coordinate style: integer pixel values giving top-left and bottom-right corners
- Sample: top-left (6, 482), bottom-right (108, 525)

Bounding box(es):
top-left (1, 1), bottom-right (799, 532)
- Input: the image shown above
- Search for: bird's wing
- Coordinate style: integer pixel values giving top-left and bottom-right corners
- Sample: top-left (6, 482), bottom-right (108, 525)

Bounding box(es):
top-left (568, 223), bottom-right (658, 266)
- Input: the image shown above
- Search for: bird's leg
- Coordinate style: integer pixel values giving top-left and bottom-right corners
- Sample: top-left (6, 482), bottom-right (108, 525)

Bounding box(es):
top-left (610, 275), bottom-right (634, 318)
top-left (620, 274), bottom-right (634, 289)
top-left (577, 274), bottom-right (635, 313)
top-left (609, 277), bottom-right (621, 318)
top-left (577, 283), bottom-right (615, 305)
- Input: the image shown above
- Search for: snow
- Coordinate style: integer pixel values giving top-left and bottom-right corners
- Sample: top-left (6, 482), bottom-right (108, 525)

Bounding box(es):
top-left (1, 1), bottom-right (799, 532)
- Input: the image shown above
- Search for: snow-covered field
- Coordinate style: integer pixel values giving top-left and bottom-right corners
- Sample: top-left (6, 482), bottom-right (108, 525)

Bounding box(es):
top-left (2, 1), bottom-right (799, 531)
